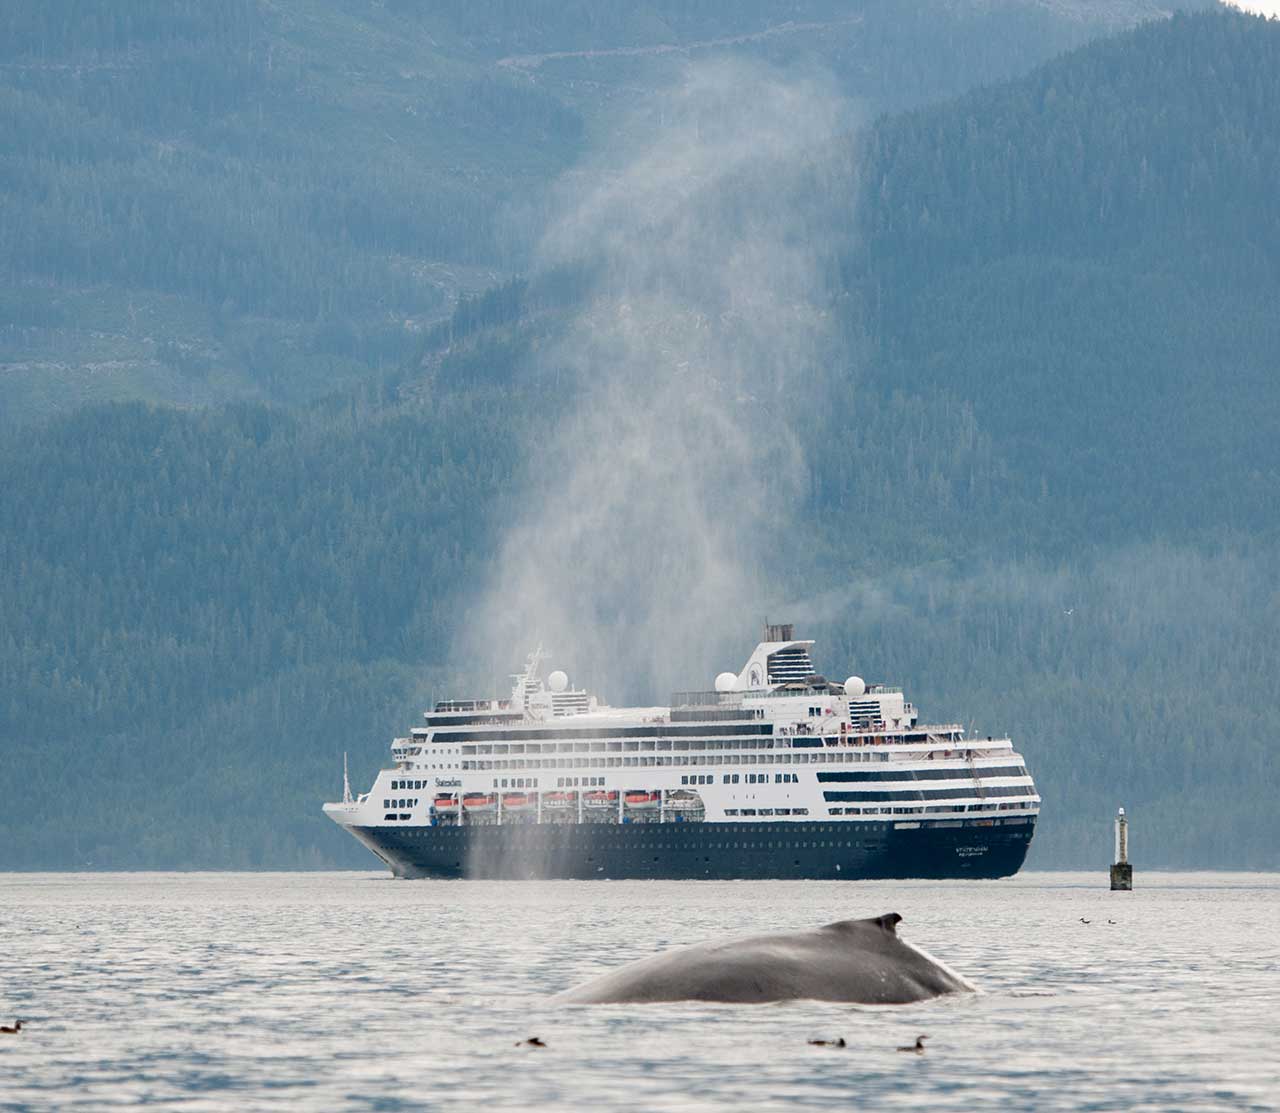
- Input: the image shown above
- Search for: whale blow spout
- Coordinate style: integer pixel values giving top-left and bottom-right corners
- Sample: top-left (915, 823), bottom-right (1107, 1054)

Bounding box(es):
top-left (555, 913), bottom-right (975, 1005)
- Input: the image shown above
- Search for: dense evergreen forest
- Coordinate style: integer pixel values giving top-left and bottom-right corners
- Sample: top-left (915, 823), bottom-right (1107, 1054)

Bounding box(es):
top-left (1, 0), bottom-right (1194, 427)
top-left (2, 5), bottom-right (1275, 870)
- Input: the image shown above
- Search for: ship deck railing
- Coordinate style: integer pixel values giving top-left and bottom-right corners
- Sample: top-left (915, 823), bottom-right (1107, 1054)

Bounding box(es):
top-left (776, 723), bottom-right (967, 742)
top-left (753, 684), bottom-right (905, 699)
top-left (670, 683), bottom-right (905, 708)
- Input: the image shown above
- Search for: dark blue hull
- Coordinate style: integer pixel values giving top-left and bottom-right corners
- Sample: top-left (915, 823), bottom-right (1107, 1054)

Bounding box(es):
top-left (348, 816), bottom-right (1035, 880)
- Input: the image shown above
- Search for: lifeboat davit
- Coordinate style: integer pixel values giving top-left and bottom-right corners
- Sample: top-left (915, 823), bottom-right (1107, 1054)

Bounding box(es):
top-left (584, 790), bottom-right (619, 808)
top-left (463, 793), bottom-right (497, 812)
top-left (624, 790), bottom-right (661, 809)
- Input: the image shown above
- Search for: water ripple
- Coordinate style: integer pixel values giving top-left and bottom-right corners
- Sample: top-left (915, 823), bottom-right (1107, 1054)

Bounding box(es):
top-left (1, 871), bottom-right (1277, 1111)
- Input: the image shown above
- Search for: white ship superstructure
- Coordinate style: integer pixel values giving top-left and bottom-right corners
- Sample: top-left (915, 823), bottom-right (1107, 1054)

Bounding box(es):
top-left (324, 625), bottom-right (1040, 879)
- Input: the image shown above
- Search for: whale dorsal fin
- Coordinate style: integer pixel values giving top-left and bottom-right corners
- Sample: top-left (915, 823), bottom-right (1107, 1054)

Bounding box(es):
top-left (824, 912), bottom-right (902, 934)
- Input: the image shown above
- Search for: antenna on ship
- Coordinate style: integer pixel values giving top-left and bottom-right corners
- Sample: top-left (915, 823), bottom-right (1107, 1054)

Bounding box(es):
top-left (512, 643), bottom-right (547, 714)
top-left (342, 752), bottom-right (352, 804)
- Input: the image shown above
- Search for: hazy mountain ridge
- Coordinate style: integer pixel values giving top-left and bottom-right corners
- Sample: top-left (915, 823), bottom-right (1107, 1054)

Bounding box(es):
top-left (0, 0), bottom-right (1199, 429)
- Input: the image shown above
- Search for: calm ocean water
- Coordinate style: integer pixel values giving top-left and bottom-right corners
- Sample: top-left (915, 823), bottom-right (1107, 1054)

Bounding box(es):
top-left (1, 871), bottom-right (1277, 1111)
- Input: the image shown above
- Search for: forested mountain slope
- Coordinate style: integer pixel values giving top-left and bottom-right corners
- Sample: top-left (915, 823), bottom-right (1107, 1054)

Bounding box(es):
top-left (0, 399), bottom-right (520, 867)
top-left (1, 8), bottom-right (1275, 870)
top-left (848, 9), bottom-right (1280, 548)
top-left (1, 0), bottom-right (1200, 428)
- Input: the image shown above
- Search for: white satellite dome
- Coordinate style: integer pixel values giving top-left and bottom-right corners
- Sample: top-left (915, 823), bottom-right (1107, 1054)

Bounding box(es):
top-left (843, 675), bottom-right (866, 698)
top-left (547, 669), bottom-right (569, 693)
top-left (714, 671), bottom-right (738, 693)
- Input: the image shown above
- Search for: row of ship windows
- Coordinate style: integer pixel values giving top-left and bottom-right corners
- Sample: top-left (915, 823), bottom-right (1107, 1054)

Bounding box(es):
top-left (411, 821), bottom-right (1030, 843)
top-left (723, 808), bottom-right (810, 816)
top-left (392, 775), bottom-right (1028, 796)
top-left (378, 799), bottom-right (1031, 819)
top-left (379, 806), bottom-right (1032, 825)
top-left (815, 765), bottom-right (1026, 783)
top-left (396, 767), bottom-right (1024, 790)
top-left (436, 724), bottom-right (774, 744)
top-left (829, 803), bottom-right (1034, 815)
top-left (483, 776), bottom-right (612, 789)
top-left (395, 831), bottom-right (886, 849)
top-left (445, 733), bottom-right (969, 755)
top-left (460, 738), bottom-right (778, 755)
top-left (458, 751), bottom-right (920, 772)
top-left (822, 785), bottom-right (1035, 803)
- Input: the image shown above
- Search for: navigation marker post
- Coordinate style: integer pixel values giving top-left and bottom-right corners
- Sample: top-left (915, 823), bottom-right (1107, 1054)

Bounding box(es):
top-left (1110, 807), bottom-right (1133, 891)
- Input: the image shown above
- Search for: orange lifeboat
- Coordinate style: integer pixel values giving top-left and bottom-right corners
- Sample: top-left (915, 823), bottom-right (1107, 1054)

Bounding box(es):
top-left (502, 792), bottom-right (534, 811)
top-left (462, 792), bottom-right (497, 812)
top-left (624, 790), bottom-right (661, 809)
top-left (541, 791), bottom-right (576, 809)
top-left (583, 789), bottom-right (619, 808)
top-left (433, 794), bottom-right (458, 811)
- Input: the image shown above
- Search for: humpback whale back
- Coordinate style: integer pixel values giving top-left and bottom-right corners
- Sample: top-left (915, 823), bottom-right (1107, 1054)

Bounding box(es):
top-left (555, 913), bottom-right (975, 1005)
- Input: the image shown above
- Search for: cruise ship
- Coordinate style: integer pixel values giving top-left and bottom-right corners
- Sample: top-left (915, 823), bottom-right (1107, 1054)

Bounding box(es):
top-left (323, 625), bottom-right (1039, 879)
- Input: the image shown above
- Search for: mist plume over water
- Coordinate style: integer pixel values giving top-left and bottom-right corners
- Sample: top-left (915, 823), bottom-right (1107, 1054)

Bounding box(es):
top-left (469, 62), bottom-right (854, 703)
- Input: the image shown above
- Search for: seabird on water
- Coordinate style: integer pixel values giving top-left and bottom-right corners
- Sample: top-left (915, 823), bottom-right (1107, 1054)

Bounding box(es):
top-left (897, 1035), bottom-right (928, 1053)
top-left (808, 1037), bottom-right (846, 1048)
top-left (0, 1021), bottom-right (21, 1035)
